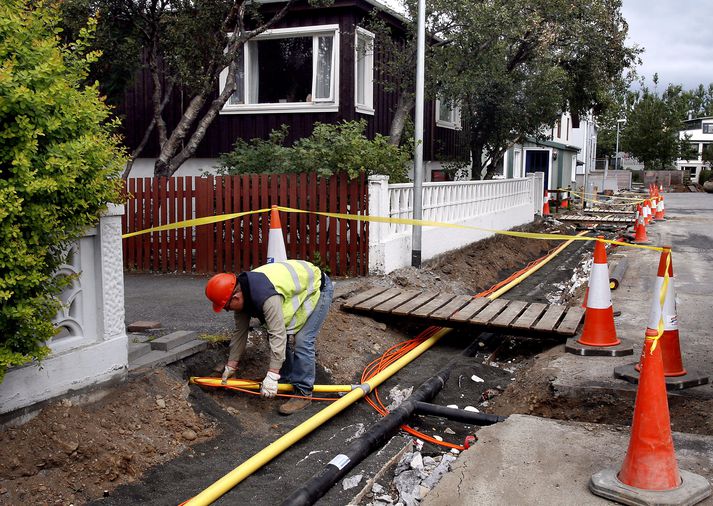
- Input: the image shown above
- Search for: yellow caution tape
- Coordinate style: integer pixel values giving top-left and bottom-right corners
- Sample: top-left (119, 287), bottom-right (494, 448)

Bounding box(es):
top-left (121, 208), bottom-right (270, 239)
top-left (122, 205), bottom-right (665, 253)
top-left (558, 189), bottom-right (645, 204)
top-left (274, 206), bottom-right (665, 252)
top-left (648, 250), bottom-right (671, 353)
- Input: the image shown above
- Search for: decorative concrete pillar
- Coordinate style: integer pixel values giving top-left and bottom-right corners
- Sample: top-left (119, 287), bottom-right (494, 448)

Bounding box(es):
top-left (368, 175), bottom-right (390, 275)
top-left (0, 205), bottom-right (128, 418)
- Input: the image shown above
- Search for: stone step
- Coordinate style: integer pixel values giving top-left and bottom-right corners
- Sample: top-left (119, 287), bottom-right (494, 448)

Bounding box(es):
top-left (150, 330), bottom-right (199, 352)
top-left (129, 339), bottom-right (207, 373)
top-left (128, 341), bottom-right (152, 362)
top-left (127, 320), bottom-right (161, 332)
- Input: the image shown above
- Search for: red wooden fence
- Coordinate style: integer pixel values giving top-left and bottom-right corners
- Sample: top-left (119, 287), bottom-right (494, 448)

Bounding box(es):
top-left (121, 173), bottom-right (369, 276)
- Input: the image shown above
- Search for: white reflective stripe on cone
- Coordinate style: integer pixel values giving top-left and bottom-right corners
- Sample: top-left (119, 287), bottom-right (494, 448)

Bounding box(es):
top-left (587, 263), bottom-right (612, 309)
top-left (647, 277), bottom-right (678, 330)
top-left (267, 229), bottom-right (288, 263)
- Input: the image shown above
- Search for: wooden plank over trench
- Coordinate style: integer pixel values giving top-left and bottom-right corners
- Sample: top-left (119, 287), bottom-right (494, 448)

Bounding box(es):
top-left (556, 215), bottom-right (634, 223)
top-left (342, 288), bottom-right (585, 337)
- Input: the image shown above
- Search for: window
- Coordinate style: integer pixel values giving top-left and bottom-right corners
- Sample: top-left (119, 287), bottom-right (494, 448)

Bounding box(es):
top-left (436, 98), bottom-right (460, 129)
top-left (355, 27), bottom-right (375, 114)
top-left (703, 123), bottom-right (713, 134)
top-left (220, 25), bottom-right (339, 114)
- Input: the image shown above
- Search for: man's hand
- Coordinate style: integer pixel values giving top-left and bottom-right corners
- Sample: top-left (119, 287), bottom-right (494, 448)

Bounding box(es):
top-left (260, 371), bottom-right (280, 398)
top-left (221, 364), bottom-right (237, 384)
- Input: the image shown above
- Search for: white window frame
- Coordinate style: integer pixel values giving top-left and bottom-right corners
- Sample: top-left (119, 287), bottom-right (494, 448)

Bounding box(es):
top-left (354, 27), bottom-right (375, 115)
top-left (435, 98), bottom-right (461, 129)
top-left (219, 24), bottom-right (340, 114)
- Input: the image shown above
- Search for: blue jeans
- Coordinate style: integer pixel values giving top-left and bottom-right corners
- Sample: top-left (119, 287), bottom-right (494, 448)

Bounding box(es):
top-left (280, 275), bottom-right (333, 396)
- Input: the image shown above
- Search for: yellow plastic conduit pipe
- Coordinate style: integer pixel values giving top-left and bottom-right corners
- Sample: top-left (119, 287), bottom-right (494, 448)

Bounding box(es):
top-left (183, 330), bottom-right (447, 506)
top-left (184, 231), bottom-right (586, 505)
top-left (189, 377), bottom-right (355, 393)
top-left (487, 230), bottom-right (589, 300)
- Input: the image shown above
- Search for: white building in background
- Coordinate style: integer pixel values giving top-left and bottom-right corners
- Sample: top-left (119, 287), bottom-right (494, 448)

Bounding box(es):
top-left (677, 115), bottom-right (713, 183)
top-left (571, 113), bottom-right (598, 176)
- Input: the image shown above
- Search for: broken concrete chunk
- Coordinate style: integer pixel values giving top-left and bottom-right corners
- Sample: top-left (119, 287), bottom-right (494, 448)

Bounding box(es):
top-left (394, 452), bottom-right (414, 474)
top-left (409, 452), bottom-right (423, 470)
top-left (342, 474), bottom-right (363, 491)
top-left (394, 470), bottom-right (422, 506)
top-left (371, 482), bottom-right (385, 494)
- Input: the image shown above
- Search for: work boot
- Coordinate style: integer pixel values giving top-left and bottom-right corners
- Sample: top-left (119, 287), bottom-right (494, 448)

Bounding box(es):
top-left (278, 396), bottom-right (312, 415)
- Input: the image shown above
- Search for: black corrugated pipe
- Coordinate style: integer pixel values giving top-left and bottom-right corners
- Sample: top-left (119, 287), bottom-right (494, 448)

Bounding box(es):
top-left (280, 333), bottom-right (495, 506)
top-left (413, 401), bottom-right (506, 425)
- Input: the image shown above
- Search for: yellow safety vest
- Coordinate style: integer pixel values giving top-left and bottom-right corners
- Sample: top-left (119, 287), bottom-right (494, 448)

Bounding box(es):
top-left (253, 260), bottom-right (322, 333)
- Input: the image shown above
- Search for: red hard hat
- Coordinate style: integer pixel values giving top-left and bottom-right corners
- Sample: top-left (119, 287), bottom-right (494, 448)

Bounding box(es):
top-left (205, 273), bottom-right (237, 312)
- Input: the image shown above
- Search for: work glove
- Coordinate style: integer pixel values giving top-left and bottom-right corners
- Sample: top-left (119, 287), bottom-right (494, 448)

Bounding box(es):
top-left (221, 364), bottom-right (237, 384)
top-left (260, 371), bottom-right (280, 398)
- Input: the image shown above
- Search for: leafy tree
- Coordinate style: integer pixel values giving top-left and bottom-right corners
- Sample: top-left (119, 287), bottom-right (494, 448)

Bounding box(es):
top-left (374, 0), bottom-right (638, 179)
top-left (217, 121), bottom-right (411, 183)
top-left (621, 78), bottom-right (684, 170)
top-left (62, 0), bottom-right (331, 178)
top-left (0, 0), bottom-right (125, 381)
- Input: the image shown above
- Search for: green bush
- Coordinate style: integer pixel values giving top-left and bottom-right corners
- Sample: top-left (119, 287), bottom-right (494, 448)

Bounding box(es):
top-left (0, 0), bottom-right (125, 381)
top-left (217, 120), bottom-right (411, 183)
top-left (699, 168), bottom-right (712, 185)
top-left (215, 125), bottom-right (294, 175)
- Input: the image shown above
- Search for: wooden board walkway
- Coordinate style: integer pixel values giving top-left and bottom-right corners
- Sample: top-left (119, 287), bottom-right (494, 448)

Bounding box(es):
top-left (557, 215), bottom-right (633, 223)
top-left (342, 287), bottom-right (585, 337)
top-left (583, 209), bottom-right (635, 215)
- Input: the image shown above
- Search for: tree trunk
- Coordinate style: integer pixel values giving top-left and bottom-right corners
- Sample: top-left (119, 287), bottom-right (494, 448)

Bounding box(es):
top-left (469, 134), bottom-right (486, 180)
top-left (389, 93), bottom-right (415, 146)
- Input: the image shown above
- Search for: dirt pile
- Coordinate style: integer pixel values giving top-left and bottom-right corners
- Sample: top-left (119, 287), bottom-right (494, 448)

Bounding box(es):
top-left (0, 370), bottom-right (215, 506)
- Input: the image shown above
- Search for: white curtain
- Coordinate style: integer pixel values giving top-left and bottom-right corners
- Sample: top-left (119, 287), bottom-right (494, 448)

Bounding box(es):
top-left (314, 35), bottom-right (333, 100)
top-left (248, 41), bottom-right (259, 103)
top-left (229, 46), bottom-right (245, 105)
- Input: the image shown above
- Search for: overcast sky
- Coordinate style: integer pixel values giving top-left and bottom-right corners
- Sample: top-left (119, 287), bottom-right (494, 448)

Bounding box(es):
top-left (621, 0), bottom-right (713, 90)
top-left (377, 0), bottom-right (713, 90)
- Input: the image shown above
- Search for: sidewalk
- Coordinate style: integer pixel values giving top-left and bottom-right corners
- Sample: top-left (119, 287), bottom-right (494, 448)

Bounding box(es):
top-left (426, 193), bottom-right (713, 505)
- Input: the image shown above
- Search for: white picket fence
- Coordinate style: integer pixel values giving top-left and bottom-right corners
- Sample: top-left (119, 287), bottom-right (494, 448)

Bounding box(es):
top-left (368, 174), bottom-right (544, 274)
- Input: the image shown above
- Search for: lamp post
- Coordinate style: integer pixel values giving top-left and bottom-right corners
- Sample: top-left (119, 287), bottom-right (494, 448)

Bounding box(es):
top-left (614, 118), bottom-right (626, 171)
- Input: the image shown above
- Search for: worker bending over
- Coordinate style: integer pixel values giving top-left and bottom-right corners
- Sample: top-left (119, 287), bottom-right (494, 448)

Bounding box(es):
top-left (205, 260), bottom-right (333, 415)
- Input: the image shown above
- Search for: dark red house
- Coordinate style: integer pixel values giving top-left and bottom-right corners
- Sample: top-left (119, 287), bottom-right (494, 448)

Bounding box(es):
top-left (120, 0), bottom-right (467, 179)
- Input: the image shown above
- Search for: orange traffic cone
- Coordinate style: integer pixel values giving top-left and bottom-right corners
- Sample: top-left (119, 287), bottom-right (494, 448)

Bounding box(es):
top-left (577, 238), bottom-right (619, 347)
top-left (614, 248), bottom-right (709, 389)
top-left (620, 330), bottom-right (681, 490)
top-left (543, 190), bottom-right (551, 216)
top-left (266, 205), bottom-right (287, 263)
top-left (633, 205), bottom-right (649, 244)
top-left (655, 195), bottom-right (666, 220)
top-left (591, 328), bottom-right (713, 504)
top-left (635, 247), bottom-right (685, 376)
top-left (566, 237), bottom-right (633, 356)
top-left (643, 199), bottom-right (653, 225)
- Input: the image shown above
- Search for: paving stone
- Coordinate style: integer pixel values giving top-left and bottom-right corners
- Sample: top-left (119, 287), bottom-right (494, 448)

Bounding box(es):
top-left (127, 320), bottom-right (161, 332)
top-left (129, 339), bottom-right (207, 372)
top-left (128, 342), bottom-right (152, 362)
top-left (149, 330), bottom-right (199, 351)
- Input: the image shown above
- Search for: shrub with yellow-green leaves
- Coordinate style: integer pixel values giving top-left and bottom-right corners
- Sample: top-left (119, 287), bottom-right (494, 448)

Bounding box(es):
top-left (0, 0), bottom-right (125, 381)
